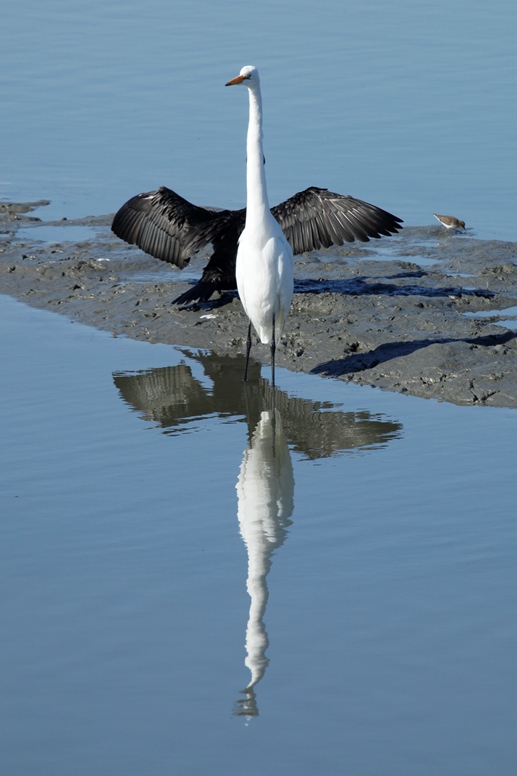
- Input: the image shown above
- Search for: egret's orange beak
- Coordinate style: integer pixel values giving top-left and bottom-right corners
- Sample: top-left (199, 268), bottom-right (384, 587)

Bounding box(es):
top-left (225, 74), bottom-right (249, 86)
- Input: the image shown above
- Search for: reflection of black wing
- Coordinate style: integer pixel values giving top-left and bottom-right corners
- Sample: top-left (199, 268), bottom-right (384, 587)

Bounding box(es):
top-left (113, 356), bottom-right (264, 431)
top-left (272, 186), bottom-right (402, 254)
top-left (113, 363), bottom-right (209, 430)
top-left (112, 185), bottom-right (402, 305)
top-left (113, 352), bottom-right (403, 456)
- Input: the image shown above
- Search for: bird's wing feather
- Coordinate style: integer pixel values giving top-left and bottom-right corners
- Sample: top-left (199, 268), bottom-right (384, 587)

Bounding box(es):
top-left (271, 187), bottom-right (403, 255)
top-left (172, 220), bottom-right (244, 304)
top-left (111, 186), bottom-right (239, 269)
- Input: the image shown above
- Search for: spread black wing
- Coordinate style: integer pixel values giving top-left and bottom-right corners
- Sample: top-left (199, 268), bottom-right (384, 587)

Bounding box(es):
top-left (112, 186), bottom-right (245, 303)
top-left (272, 186), bottom-right (403, 254)
top-left (112, 185), bottom-right (402, 305)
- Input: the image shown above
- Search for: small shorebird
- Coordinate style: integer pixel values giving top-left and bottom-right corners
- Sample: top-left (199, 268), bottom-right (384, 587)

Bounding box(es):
top-left (433, 213), bottom-right (466, 231)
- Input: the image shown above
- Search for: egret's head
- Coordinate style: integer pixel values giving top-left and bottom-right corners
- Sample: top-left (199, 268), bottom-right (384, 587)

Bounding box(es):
top-left (225, 65), bottom-right (259, 88)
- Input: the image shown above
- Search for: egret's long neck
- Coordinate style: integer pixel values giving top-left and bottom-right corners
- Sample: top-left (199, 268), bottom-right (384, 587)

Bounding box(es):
top-left (246, 84), bottom-right (270, 224)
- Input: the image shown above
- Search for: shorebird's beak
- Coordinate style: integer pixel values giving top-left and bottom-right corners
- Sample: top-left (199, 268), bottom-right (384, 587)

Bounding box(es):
top-left (225, 74), bottom-right (248, 86)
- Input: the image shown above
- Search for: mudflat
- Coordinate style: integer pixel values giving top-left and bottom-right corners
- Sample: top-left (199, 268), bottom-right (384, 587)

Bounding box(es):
top-left (2, 200), bottom-right (517, 407)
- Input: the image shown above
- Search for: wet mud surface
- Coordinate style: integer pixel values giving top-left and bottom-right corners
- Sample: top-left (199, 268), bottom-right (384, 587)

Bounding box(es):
top-left (2, 199), bottom-right (517, 407)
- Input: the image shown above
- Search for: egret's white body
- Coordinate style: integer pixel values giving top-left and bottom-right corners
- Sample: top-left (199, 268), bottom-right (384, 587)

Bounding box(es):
top-left (227, 66), bottom-right (294, 383)
top-left (236, 227), bottom-right (293, 345)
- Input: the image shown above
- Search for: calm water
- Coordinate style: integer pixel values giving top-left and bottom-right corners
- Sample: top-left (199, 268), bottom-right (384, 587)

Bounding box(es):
top-left (1, 0), bottom-right (516, 241)
top-left (1, 295), bottom-right (516, 775)
top-left (2, 2), bottom-right (517, 773)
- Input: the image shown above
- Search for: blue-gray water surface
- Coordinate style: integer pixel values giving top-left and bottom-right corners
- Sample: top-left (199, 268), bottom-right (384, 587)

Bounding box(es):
top-left (1, 295), bottom-right (516, 775)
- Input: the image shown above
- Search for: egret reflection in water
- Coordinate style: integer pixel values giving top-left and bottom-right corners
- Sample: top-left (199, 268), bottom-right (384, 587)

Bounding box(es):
top-left (234, 407), bottom-right (294, 718)
top-left (113, 351), bottom-right (403, 718)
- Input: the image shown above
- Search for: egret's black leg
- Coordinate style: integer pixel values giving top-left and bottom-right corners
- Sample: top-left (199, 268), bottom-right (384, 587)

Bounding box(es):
top-left (244, 320), bottom-right (252, 382)
top-left (271, 313), bottom-right (276, 387)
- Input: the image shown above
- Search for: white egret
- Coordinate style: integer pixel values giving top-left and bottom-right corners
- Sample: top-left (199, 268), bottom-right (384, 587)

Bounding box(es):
top-left (226, 65), bottom-right (295, 385)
